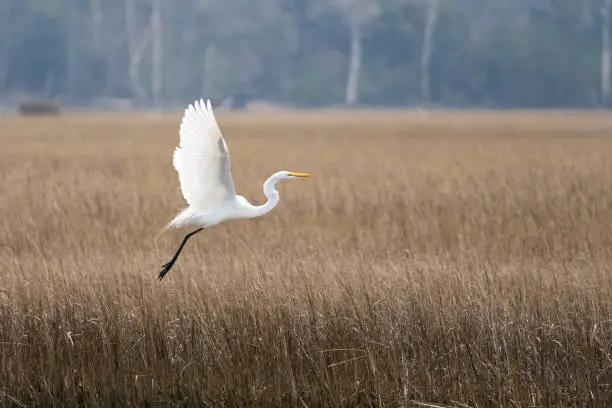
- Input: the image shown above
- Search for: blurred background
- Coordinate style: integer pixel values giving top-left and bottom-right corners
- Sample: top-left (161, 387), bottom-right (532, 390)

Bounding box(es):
top-left (1, 0), bottom-right (612, 112)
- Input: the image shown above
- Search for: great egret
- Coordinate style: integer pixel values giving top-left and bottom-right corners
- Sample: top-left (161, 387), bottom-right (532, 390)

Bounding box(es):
top-left (157, 98), bottom-right (311, 281)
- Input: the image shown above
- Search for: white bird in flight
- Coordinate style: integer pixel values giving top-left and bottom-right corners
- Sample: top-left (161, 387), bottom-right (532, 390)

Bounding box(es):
top-left (158, 98), bottom-right (311, 280)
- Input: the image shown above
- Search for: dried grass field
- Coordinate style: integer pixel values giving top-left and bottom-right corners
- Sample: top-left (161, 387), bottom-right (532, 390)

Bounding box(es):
top-left (2, 110), bottom-right (612, 407)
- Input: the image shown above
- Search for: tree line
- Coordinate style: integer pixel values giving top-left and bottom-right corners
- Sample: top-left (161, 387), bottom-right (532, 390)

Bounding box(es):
top-left (1, 0), bottom-right (611, 109)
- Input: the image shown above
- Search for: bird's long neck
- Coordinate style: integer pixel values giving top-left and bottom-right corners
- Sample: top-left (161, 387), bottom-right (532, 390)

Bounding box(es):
top-left (248, 173), bottom-right (282, 218)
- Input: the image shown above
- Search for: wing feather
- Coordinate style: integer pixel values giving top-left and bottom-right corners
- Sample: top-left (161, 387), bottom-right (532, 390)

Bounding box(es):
top-left (173, 98), bottom-right (236, 210)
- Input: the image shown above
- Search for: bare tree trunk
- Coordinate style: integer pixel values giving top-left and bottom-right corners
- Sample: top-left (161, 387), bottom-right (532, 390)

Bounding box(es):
top-left (602, 0), bottom-right (611, 107)
top-left (64, 9), bottom-right (79, 99)
top-left (420, 0), bottom-right (440, 105)
top-left (0, 0), bottom-right (9, 92)
top-left (89, 0), bottom-right (106, 97)
top-left (345, 22), bottom-right (361, 106)
top-left (151, 0), bottom-right (163, 109)
top-left (201, 43), bottom-right (216, 98)
top-left (125, 0), bottom-right (150, 105)
top-left (90, 0), bottom-right (103, 48)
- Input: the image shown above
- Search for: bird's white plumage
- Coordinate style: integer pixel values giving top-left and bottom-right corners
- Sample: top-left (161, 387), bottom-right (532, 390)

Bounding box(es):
top-left (172, 99), bottom-right (235, 210)
top-left (158, 97), bottom-right (311, 280)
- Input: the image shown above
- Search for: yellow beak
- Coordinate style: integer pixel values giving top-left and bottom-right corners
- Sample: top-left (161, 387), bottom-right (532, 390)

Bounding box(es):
top-left (289, 172), bottom-right (312, 178)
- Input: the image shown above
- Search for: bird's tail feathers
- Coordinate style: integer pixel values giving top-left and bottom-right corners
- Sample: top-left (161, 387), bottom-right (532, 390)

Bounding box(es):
top-left (153, 208), bottom-right (195, 241)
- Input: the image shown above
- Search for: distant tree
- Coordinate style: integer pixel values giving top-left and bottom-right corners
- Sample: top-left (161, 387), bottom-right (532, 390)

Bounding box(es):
top-left (602, 0), bottom-right (611, 106)
top-left (150, 0), bottom-right (163, 109)
top-left (0, 0), bottom-right (609, 109)
top-left (418, 0), bottom-right (440, 104)
top-left (125, 0), bottom-right (151, 105)
top-left (312, 0), bottom-right (381, 105)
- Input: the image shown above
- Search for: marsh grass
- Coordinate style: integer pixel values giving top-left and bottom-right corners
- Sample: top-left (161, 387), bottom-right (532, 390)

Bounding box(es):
top-left (1, 111), bottom-right (612, 406)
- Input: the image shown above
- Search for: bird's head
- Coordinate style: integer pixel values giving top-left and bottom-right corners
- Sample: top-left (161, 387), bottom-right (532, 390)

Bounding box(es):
top-left (263, 171), bottom-right (312, 198)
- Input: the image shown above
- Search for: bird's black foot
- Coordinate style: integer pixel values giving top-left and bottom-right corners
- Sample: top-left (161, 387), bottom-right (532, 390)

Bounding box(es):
top-left (158, 260), bottom-right (175, 281)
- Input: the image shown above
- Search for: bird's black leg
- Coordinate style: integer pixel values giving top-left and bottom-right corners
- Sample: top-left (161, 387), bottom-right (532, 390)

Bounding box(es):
top-left (158, 227), bottom-right (204, 281)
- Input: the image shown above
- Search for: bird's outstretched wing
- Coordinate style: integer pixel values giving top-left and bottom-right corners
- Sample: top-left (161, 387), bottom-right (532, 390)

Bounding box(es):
top-left (173, 99), bottom-right (236, 210)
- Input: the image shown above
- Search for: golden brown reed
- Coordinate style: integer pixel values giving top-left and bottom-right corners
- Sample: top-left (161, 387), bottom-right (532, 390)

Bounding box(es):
top-left (1, 111), bottom-right (612, 406)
